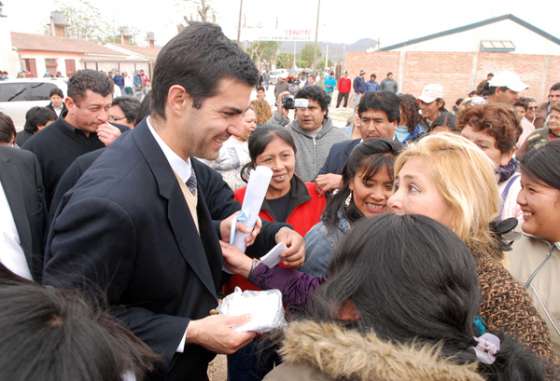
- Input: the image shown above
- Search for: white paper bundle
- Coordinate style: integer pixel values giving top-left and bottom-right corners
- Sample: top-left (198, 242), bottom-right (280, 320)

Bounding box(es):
top-left (217, 287), bottom-right (287, 333)
top-left (229, 165), bottom-right (272, 252)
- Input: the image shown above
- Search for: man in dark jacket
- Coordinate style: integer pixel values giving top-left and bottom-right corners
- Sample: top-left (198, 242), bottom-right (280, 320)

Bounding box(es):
top-left (315, 91), bottom-right (400, 193)
top-left (0, 146), bottom-right (47, 281)
top-left (23, 70), bottom-right (124, 209)
top-left (43, 23), bottom-right (304, 381)
top-left (352, 70), bottom-right (366, 106)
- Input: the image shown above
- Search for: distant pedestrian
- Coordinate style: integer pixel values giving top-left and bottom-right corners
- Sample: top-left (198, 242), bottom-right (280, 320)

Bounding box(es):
top-left (352, 70), bottom-right (366, 106)
top-left (380, 72), bottom-right (398, 93)
top-left (365, 73), bottom-right (380, 93)
top-left (336, 71), bottom-right (351, 108)
top-left (323, 71), bottom-right (336, 97)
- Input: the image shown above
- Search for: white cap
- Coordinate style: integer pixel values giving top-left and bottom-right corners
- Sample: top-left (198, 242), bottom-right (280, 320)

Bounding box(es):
top-left (418, 84), bottom-right (444, 103)
top-left (488, 71), bottom-right (527, 92)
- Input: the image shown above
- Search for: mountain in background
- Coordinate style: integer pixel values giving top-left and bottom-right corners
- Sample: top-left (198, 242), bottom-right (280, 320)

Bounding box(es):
top-left (275, 38), bottom-right (379, 62)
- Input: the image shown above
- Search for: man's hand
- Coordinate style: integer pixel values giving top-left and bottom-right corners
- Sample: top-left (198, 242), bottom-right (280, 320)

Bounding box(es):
top-left (275, 227), bottom-right (304, 268)
top-left (315, 173), bottom-right (343, 193)
top-left (97, 123), bottom-right (122, 146)
top-left (186, 314), bottom-right (256, 354)
top-left (219, 212), bottom-right (262, 247)
top-left (220, 241), bottom-right (252, 278)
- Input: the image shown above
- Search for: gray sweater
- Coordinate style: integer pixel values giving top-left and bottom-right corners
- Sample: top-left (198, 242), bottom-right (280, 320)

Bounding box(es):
top-left (288, 118), bottom-right (349, 181)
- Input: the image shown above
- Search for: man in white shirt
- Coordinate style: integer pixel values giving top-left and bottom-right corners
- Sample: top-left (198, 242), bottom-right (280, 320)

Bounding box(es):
top-left (0, 146), bottom-right (46, 281)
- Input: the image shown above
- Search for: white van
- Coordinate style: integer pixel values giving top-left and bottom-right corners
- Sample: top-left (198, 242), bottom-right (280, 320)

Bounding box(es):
top-left (0, 78), bottom-right (67, 131)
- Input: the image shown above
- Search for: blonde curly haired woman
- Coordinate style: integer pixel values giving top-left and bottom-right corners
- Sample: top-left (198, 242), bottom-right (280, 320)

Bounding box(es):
top-left (388, 133), bottom-right (554, 363)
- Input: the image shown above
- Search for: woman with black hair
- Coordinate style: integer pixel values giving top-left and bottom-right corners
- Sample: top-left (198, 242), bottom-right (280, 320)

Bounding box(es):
top-left (223, 214), bottom-right (545, 381)
top-left (15, 106), bottom-right (57, 146)
top-left (301, 138), bottom-right (401, 276)
top-left (507, 140), bottom-right (560, 355)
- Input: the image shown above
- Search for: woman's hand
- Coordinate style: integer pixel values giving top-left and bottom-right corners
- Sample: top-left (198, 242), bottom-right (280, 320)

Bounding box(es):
top-left (275, 227), bottom-right (305, 268)
top-left (220, 241), bottom-right (253, 278)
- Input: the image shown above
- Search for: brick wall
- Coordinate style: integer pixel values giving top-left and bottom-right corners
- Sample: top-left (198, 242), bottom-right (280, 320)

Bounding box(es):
top-left (345, 51), bottom-right (560, 106)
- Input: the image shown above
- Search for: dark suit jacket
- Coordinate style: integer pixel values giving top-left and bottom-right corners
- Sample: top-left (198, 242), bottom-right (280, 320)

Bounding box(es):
top-left (43, 121), bottom-right (223, 380)
top-left (50, 147), bottom-right (285, 256)
top-left (0, 147), bottom-right (47, 281)
top-left (318, 138), bottom-right (361, 176)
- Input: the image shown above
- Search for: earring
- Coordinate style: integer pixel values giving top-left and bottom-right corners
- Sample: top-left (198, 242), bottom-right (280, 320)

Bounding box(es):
top-left (344, 191), bottom-right (352, 208)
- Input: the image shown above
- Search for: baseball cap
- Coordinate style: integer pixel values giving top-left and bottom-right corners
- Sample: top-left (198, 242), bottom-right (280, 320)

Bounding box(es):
top-left (488, 71), bottom-right (527, 92)
top-left (418, 84), bottom-right (444, 103)
top-left (359, 69), bottom-right (366, 75)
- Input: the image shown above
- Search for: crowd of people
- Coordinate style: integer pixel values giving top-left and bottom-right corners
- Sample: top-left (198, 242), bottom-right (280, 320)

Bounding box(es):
top-left (0, 21), bottom-right (559, 381)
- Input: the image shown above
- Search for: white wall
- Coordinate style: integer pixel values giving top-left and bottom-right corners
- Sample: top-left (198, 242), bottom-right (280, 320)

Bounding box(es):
top-left (18, 52), bottom-right (81, 77)
top-left (395, 19), bottom-right (560, 55)
top-left (0, 16), bottom-right (20, 76)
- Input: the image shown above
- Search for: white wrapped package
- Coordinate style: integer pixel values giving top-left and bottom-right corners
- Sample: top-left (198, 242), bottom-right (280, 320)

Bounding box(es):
top-left (217, 287), bottom-right (287, 333)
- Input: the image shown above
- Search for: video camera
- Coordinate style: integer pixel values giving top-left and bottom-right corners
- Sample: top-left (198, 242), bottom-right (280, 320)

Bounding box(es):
top-left (282, 96), bottom-right (309, 110)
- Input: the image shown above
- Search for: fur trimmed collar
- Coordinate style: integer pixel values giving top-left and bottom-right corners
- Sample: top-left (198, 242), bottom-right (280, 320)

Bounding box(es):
top-left (279, 320), bottom-right (484, 381)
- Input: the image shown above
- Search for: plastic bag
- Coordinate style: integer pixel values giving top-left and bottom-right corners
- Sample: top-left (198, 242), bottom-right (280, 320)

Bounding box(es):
top-left (217, 287), bottom-right (286, 333)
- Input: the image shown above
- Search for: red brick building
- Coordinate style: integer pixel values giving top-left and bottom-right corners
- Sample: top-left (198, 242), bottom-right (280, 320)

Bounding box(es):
top-left (344, 15), bottom-right (560, 105)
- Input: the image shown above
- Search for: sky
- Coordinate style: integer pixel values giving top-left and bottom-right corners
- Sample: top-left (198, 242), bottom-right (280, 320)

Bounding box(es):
top-left (4, 0), bottom-right (560, 48)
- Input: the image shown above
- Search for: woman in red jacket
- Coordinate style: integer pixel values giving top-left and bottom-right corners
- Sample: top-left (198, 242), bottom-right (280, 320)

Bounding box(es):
top-left (227, 125), bottom-right (326, 381)
top-left (235, 125), bottom-right (326, 236)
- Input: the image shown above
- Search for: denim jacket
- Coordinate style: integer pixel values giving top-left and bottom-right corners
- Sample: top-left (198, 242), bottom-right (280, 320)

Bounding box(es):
top-left (301, 211), bottom-right (351, 277)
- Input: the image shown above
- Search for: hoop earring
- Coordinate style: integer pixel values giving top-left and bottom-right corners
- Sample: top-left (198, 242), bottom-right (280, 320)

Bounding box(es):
top-left (344, 191), bottom-right (352, 208)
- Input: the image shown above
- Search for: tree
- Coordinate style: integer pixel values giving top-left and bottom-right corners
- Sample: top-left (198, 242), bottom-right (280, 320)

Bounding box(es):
top-left (53, 0), bottom-right (119, 42)
top-left (298, 43), bottom-right (322, 69)
top-left (178, 0), bottom-right (216, 31)
top-left (276, 53), bottom-right (293, 69)
top-left (247, 41), bottom-right (279, 68)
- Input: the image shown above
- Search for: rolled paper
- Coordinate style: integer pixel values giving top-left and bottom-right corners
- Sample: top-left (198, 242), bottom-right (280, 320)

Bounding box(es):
top-left (230, 165), bottom-right (272, 252)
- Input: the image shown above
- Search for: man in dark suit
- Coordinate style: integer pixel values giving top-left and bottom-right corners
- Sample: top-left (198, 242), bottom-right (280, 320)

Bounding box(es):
top-left (0, 147), bottom-right (46, 281)
top-left (315, 91), bottom-right (400, 193)
top-left (43, 23), bottom-right (303, 381)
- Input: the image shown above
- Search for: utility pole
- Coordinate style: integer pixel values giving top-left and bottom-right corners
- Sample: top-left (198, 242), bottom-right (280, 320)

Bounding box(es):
top-left (312, 0), bottom-right (320, 69)
top-left (236, 0), bottom-right (244, 43)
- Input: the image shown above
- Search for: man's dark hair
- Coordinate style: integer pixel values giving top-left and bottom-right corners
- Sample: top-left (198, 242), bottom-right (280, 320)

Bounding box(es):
top-left (549, 82), bottom-right (560, 92)
top-left (49, 87), bottom-right (64, 98)
top-left (67, 69), bottom-right (114, 104)
top-left (514, 98), bottom-right (529, 111)
top-left (294, 85), bottom-right (330, 113)
top-left (151, 22), bottom-right (258, 118)
top-left (387, 72), bottom-right (393, 77)
top-left (370, 74), bottom-right (376, 80)
top-left (358, 91), bottom-right (400, 123)
top-left (0, 275), bottom-right (158, 381)
top-left (111, 96), bottom-right (141, 124)
top-left (257, 86), bottom-right (265, 92)
top-left (0, 112), bottom-right (16, 143)
top-left (23, 106), bottom-right (57, 133)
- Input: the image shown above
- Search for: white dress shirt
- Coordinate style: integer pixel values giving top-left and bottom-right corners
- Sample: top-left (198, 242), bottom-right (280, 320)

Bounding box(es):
top-left (0, 180), bottom-right (32, 280)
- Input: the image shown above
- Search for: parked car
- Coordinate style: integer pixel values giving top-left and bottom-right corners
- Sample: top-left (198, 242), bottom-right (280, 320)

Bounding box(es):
top-left (0, 78), bottom-right (67, 131)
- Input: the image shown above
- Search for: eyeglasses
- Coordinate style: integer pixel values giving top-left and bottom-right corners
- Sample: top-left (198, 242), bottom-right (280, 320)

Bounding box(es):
top-left (109, 115), bottom-right (127, 122)
top-left (528, 106), bottom-right (538, 110)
